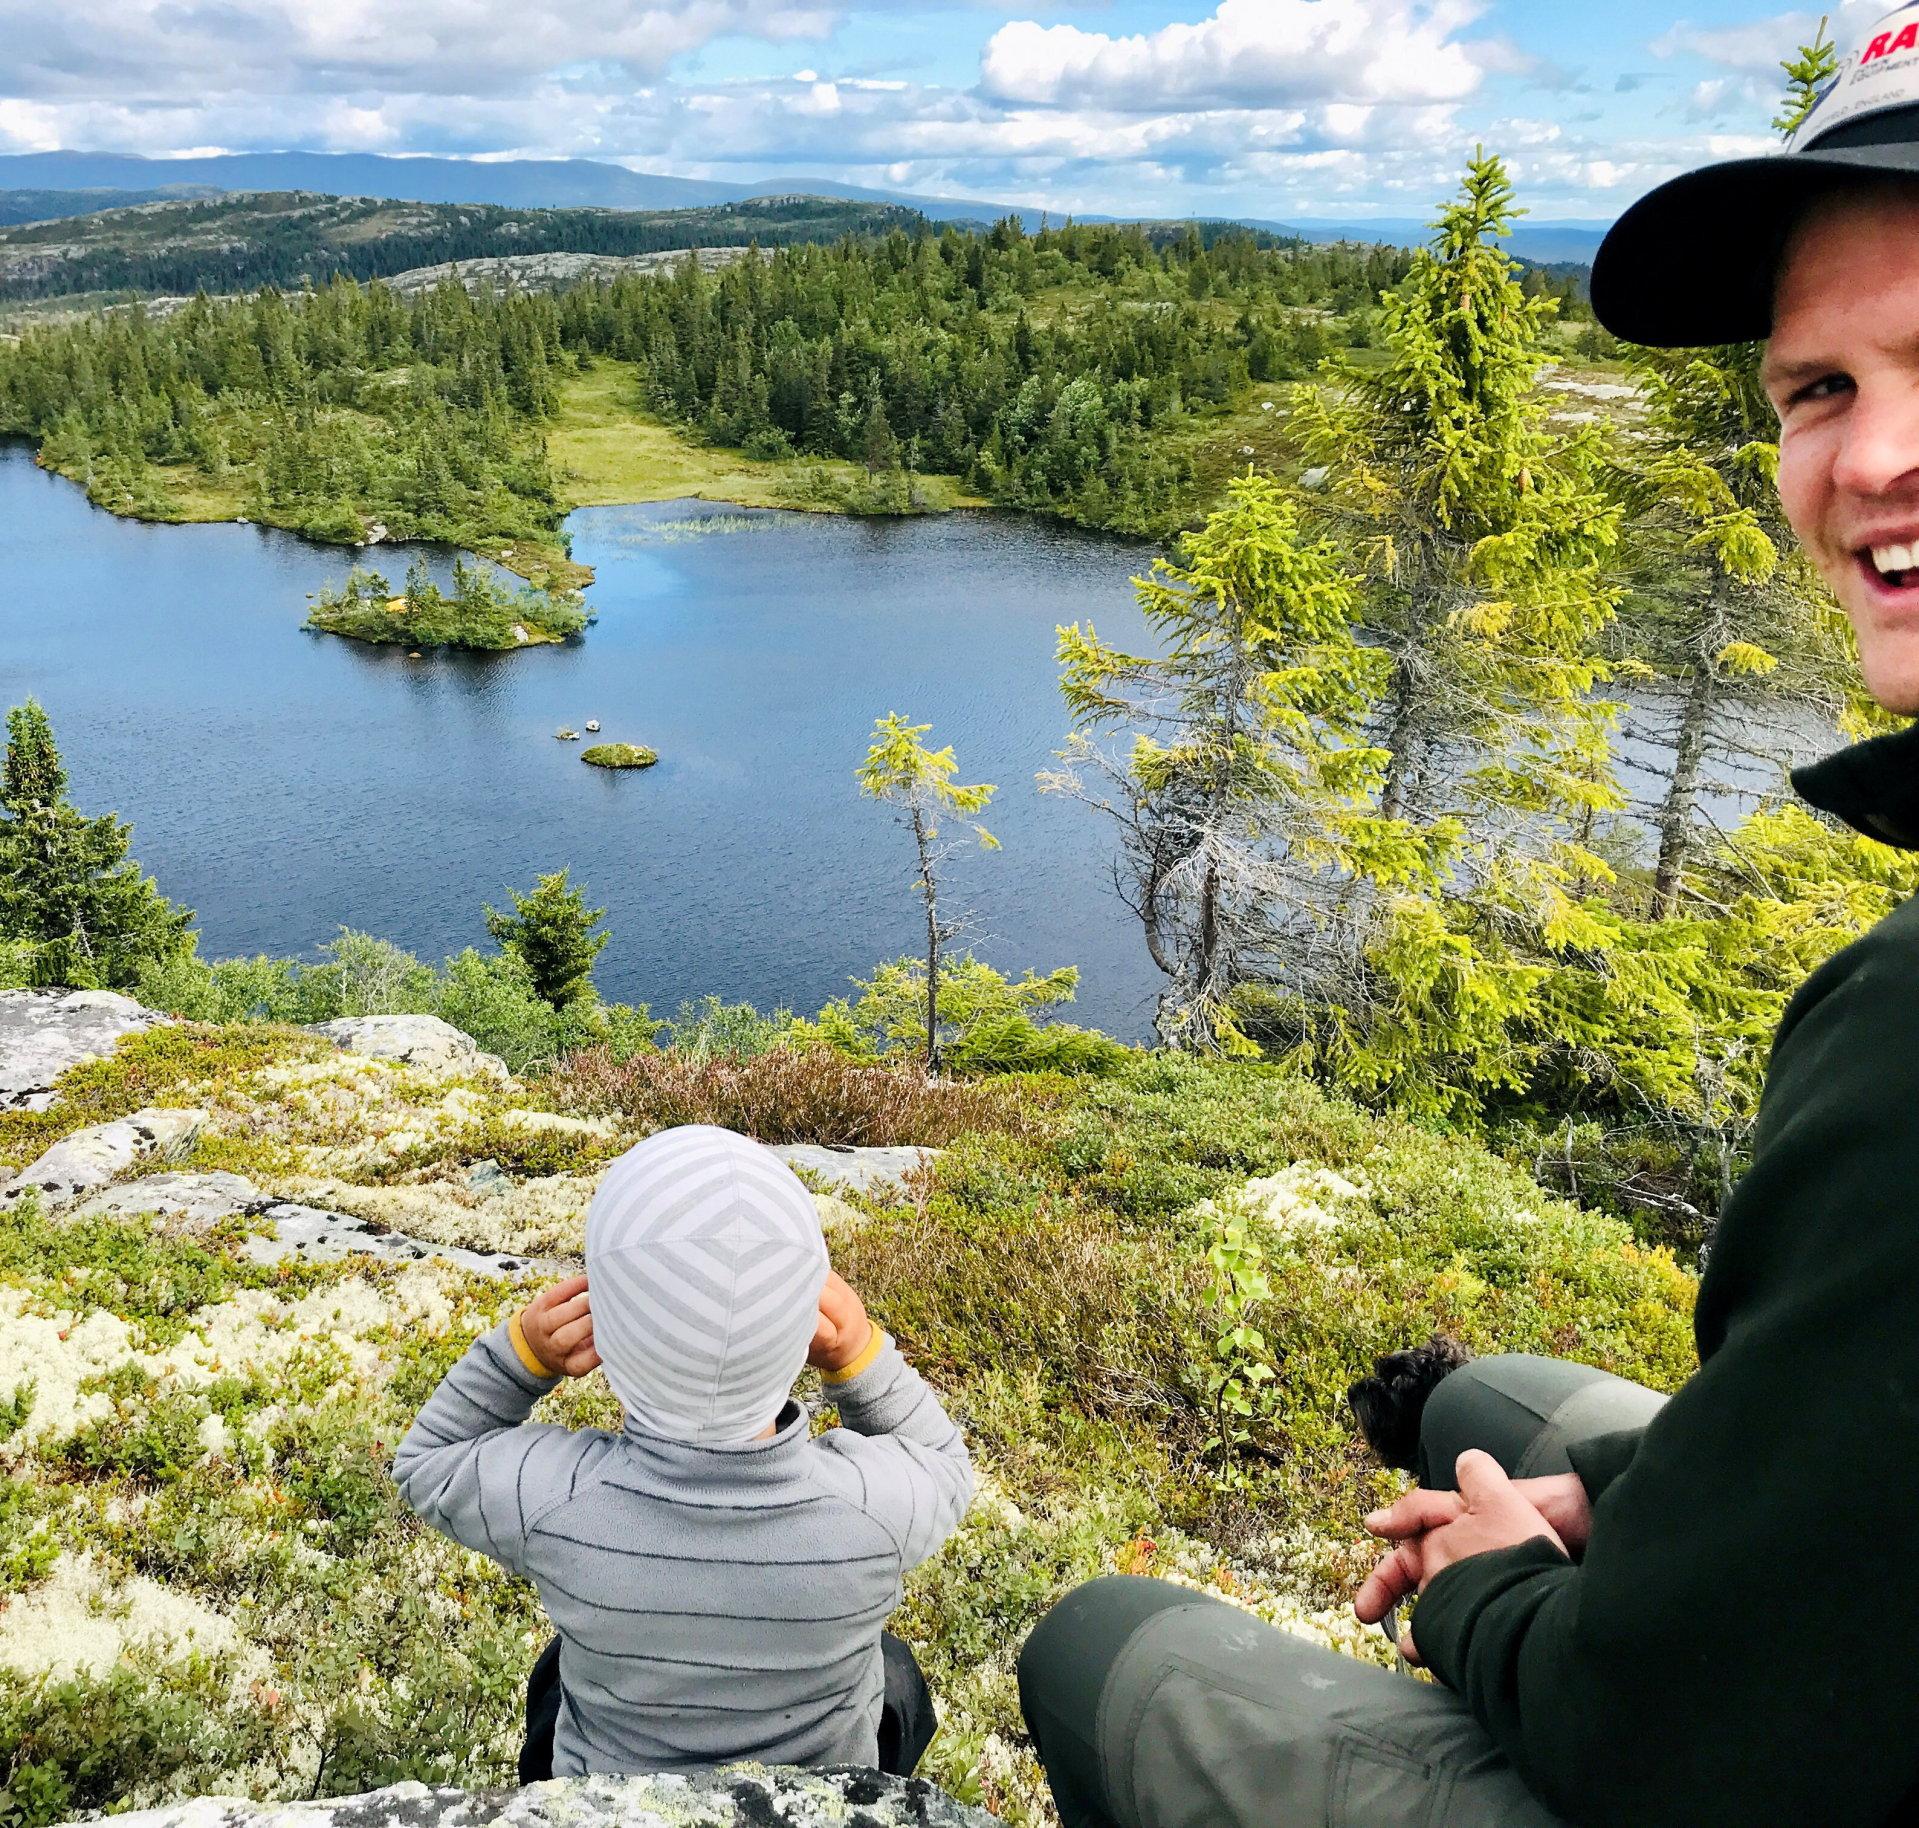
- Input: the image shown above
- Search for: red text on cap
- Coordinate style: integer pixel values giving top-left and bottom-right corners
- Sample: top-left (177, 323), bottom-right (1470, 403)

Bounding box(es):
top-left (1862, 22), bottom-right (1919, 61)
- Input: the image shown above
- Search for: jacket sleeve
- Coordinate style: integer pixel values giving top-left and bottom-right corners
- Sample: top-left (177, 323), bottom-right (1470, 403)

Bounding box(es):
top-left (1563, 1427), bottom-right (1644, 1505)
top-left (1413, 913), bottom-right (1919, 1828)
top-left (817, 1333), bottom-right (974, 1567)
top-left (390, 1319), bottom-right (609, 1578)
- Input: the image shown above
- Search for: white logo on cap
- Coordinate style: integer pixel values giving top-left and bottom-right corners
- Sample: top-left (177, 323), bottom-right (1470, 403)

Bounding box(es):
top-left (1793, 2), bottom-right (1919, 149)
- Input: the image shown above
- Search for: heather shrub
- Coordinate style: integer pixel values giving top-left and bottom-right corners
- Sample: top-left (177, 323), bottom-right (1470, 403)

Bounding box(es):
top-left (543, 1043), bottom-right (1022, 1145)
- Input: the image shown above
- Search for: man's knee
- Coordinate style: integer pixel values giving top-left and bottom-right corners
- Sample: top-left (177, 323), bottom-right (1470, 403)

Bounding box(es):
top-left (1019, 1578), bottom-right (1223, 1828)
top-left (1419, 1353), bottom-right (1665, 1488)
top-left (1019, 1576), bottom-right (1210, 1724)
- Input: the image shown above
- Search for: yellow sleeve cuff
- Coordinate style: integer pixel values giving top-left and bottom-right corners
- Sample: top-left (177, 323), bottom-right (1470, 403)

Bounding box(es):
top-left (820, 1326), bottom-right (887, 1386)
top-left (508, 1310), bottom-right (556, 1379)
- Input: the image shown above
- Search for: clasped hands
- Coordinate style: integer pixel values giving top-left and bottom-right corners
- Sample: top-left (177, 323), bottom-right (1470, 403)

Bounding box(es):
top-left (1353, 1454), bottom-right (1590, 1663)
top-left (517, 1267), bottom-right (875, 1380)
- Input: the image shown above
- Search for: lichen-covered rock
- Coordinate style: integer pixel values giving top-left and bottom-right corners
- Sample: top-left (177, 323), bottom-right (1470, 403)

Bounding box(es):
top-left (308, 1016), bottom-right (509, 1079)
top-left (771, 1145), bottom-right (940, 1201)
top-left (2, 1106), bottom-right (206, 1209)
top-left (0, 987), bottom-right (172, 1112)
top-left (73, 1169), bottom-right (265, 1228)
top-left (77, 1768), bottom-right (1000, 1828)
top-left (68, 1170), bottom-right (560, 1278)
top-left (247, 1199), bottom-right (556, 1277)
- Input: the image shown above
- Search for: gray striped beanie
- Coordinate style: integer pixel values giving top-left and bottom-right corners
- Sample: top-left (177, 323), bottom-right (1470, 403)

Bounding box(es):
top-left (585, 1125), bottom-right (829, 1444)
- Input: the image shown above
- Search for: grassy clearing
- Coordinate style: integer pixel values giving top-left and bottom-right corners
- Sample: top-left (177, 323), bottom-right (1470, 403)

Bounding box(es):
top-left (0, 1026), bottom-right (1696, 1825)
top-left (549, 361), bottom-right (986, 516)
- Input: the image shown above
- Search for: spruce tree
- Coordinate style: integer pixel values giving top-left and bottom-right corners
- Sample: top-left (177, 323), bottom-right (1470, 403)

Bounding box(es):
top-left (0, 700), bottom-right (193, 989)
top-left (857, 715), bottom-right (997, 1072)
top-left (1300, 151), bottom-right (1621, 838)
top-left (484, 870), bottom-right (608, 1008)
top-left (1624, 20), bottom-right (1858, 919)
top-left (1047, 472), bottom-right (1433, 1051)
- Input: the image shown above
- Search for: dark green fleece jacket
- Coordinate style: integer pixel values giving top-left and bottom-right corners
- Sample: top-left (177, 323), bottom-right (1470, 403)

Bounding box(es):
top-left (1415, 720), bottom-right (1919, 1828)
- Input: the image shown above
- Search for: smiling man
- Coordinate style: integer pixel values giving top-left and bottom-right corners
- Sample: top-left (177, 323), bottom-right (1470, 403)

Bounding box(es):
top-left (1015, 8), bottom-right (1919, 1826)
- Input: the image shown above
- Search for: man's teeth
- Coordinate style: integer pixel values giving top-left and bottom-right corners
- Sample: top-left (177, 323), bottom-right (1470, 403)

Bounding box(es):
top-left (1873, 542), bottom-right (1919, 580)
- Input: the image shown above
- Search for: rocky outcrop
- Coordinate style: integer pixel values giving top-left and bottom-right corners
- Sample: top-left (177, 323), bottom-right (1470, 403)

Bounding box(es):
top-left (69, 1171), bottom-right (560, 1278)
top-left (771, 1145), bottom-right (940, 1202)
top-left (79, 1769), bottom-right (998, 1828)
top-left (309, 1015), bottom-right (508, 1079)
top-left (0, 988), bottom-right (172, 1112)
top-left (1, 1107), bottom-right (204, 1208)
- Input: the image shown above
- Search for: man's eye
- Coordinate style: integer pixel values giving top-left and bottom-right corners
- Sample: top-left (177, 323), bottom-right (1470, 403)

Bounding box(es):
top-left (1792, 373), bottom-right (1853, 405)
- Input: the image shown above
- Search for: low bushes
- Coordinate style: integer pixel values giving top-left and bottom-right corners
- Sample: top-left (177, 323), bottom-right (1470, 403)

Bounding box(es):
top-left (544, 1042), bottom-right (1025, 1146)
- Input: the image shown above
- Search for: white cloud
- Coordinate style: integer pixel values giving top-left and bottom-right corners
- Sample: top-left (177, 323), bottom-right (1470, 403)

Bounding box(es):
top-left (980, 0), bottom-right (1492, 111)
top-left (0, 0), bottom-right (1829, 224)
top-left (1652, 4), bottom-right (1877, 76)
top-left (1, 0), bottom-right (840, 104)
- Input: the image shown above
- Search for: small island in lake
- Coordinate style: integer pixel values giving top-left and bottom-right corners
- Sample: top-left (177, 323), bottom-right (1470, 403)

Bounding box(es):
top-left (581, 743), bottom-right (658, 769)
top-left (306, 555), bottom-right (589, 651)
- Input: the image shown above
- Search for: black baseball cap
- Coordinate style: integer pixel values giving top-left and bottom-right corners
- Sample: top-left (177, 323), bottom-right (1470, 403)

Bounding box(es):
top-left (1591, 3), bottom-right (1919, 347)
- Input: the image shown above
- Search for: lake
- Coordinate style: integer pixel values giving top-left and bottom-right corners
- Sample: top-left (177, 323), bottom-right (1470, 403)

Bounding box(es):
top-left (0, 443), bottom-right (1172, 1037)
top-left (0, 445), bottom-right (1838, 1044)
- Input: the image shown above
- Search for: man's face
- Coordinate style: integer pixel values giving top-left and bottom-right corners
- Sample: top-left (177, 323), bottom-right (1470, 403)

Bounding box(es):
top-left (1768, 187), bottom-right (1919, 714)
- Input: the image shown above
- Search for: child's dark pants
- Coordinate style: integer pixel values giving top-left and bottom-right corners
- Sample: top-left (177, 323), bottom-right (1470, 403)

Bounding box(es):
top-left (518, 1632), bottom-right (938, 1783)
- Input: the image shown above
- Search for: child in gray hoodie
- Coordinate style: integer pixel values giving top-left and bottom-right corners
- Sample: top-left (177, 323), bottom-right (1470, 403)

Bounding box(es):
top-left (391, 1123), bottom-right (973, 1779)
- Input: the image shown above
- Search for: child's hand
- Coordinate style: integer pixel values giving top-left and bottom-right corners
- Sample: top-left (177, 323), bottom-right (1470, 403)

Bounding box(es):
top-left (519, 1275), bottom-right (600, 1378)
top-left (808, 1270), bottom-right (875, 1374)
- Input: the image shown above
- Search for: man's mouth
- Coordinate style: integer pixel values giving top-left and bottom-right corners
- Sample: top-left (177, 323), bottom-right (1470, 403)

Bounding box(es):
top-left (1862, 542), bottom-right (1919, 592)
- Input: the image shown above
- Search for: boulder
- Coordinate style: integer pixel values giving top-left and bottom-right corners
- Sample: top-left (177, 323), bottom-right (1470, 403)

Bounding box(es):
top-left (308, 1015), bottom-right (508, 1079)
top-left (74, 1169), bottom-right (263, 1228)
top-left (68, 1171), bottom-right (560, 1279)
top-left (79, 1770), bottom-right (999, 1828)
top-left (1, 1107), bottom-right (204, 1209)
top-left (0, 988), bottom-right (172, 1112)
top-left (771, 1144), bottom-right (940, 1202)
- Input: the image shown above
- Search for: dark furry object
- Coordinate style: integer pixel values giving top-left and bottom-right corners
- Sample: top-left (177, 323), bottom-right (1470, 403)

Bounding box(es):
top-left (1347, 1335), bottom-right (1475, 1471)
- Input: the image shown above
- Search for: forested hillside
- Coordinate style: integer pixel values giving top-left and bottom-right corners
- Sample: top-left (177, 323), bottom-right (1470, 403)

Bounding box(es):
top-left (0, 192), bottom-right (929, 307)
top-left (0, 187), bottom-right (222, 228)
top-left (0, 219), bottom-right (1497, 557)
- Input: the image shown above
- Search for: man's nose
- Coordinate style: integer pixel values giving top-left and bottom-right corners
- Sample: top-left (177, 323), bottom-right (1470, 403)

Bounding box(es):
top-left (1832, 382), bottom-right (1919, 498)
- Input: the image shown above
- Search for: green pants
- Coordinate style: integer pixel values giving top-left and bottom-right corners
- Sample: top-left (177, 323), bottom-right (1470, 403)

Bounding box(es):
top-left (1017, 1355), bottom-right (1667, 1828)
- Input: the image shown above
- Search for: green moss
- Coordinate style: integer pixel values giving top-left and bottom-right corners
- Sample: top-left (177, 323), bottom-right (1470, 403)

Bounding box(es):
top-left (579, 743), bottom-right (658, 770)
top-left (0, 1022), bottom-right (326, 1170)
top-left (0, 1040), bottom-right (1700, 1823)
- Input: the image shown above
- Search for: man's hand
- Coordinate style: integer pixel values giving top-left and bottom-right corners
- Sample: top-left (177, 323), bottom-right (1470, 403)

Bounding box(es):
top-left (1364, 1470), bottom-right (1594, 1559)
top-left (1354, 1450), bottom-right (1568, 1661)
top-left (519, 1274), bottom-right (600, 1378)
top-left (808, 1269), bottom-right (875, 1375)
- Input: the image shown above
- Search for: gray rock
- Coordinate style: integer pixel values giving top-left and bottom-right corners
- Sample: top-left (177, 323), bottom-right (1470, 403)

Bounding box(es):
top-left (80, 1769), bottom-right (998, 1828)
top-left (466, 1158), bottom-right (508, 1196)
top-left (771, 1145), bottom-right (940, 1202)
top-left (309, 1015), bottom-right (508, 1079)
top-left (0, 987), bottom-right (172, 1112)
top-left (246, 1200), bottom-right (560, 1278)
top-left (1, 1107), bottom-right (205, 1209)
top-left (68, 1170), bottom-right (559, 1279)
top-left (75, 1169), bottom-right (264, 1228)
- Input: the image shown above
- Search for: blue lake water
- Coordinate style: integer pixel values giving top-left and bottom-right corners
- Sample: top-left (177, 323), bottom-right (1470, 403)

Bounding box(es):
top-left (0, 443), bottom-right (1839, 1041)
top-left (0, 444), bottom-right (1171, 1036)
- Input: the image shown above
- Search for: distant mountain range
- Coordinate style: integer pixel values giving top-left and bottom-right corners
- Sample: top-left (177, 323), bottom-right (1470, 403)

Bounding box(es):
top-left (0, 151), bottom-right (1609, 267)
top-left (0, 192), bottom-right (924, 307)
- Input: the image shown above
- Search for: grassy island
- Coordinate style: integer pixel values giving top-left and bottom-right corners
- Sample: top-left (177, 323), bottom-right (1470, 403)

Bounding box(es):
top-left (581, 743), bottom-right (658, 769)
top-left (306, 556), bottom-right (589, 651)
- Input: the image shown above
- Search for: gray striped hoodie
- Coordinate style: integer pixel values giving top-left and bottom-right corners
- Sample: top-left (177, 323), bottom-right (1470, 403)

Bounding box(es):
top-left (391, 1320), bottom-right (973, 1774)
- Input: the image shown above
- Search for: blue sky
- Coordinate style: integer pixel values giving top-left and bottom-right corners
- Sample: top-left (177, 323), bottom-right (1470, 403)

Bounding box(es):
top-left (0, 0), bottom-right (1883, 223)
